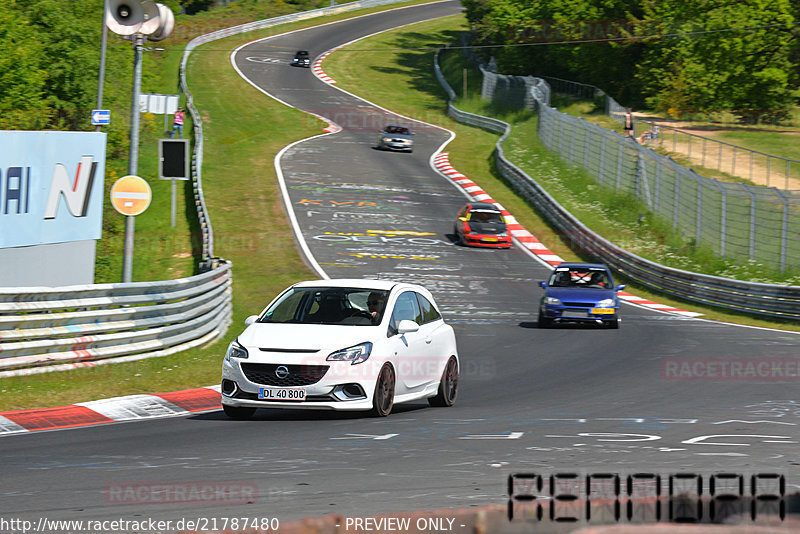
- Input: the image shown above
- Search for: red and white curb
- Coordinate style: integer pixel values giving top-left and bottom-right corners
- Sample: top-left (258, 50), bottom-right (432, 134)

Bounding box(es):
top-left (311, 52), bottom-right (342, 133)
top-left (312, 50), bottom-right (337, 85)
top-left (432, 153), bottom-right (703, 318)
top-left (0, 386), bottom-right (221, 436)
top-left (616, 292), bottom-right (702, 316)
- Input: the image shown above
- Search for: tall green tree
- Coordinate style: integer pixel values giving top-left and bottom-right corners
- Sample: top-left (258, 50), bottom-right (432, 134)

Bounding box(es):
top-left (462, 0), bottom-right (647, 102)
top-left (0, 1), bottom-right (49, 128)
top-left (636, 0), bottom-right (796, 118)
top-left (23, 0), bottom-right (110, 128)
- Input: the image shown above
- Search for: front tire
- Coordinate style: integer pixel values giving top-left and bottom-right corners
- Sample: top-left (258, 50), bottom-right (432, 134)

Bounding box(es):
top-left (453, 226), bottom-right (463, 246)
top-left (370, 364), bottom-right (395, 417)
top-left (429, 356), bottom-right (458, 407)
top-left (223, 404), bottom-right (256, 420)
top-left (538, 309), bottom-right (552, 328)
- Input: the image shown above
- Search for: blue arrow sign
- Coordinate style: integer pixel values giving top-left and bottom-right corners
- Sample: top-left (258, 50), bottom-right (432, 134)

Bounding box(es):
top-left (91, 109), bottom-right (110, 125)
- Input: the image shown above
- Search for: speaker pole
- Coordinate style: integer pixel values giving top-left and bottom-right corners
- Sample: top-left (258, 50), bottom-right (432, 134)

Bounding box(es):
top-left (96, 0), bottom-right (108, 133)
top-left (122, 32), bottom-right (144, 283)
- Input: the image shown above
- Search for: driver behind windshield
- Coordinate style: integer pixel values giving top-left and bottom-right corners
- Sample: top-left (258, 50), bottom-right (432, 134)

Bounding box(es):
top-left (367, 292), bottom-right (387, 324)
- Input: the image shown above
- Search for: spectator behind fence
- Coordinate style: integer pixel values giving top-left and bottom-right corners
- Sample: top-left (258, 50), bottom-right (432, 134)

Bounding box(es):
top-left (624, 108), bottom-right (634, 138)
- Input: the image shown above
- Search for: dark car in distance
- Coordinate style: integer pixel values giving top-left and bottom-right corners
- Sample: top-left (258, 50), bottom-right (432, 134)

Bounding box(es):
top-left (537, 263), bottom-right (624, 328)
top-left (291, 50), bottom-right (311, 67)
top-left (453, 202), bottom-right (512, 248)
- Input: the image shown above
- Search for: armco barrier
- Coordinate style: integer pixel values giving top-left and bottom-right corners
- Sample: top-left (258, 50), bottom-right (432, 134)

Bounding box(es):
top-left (0, 262), bottom-right (232, 377)
top-left (433, 50), bottom-right (800, 321)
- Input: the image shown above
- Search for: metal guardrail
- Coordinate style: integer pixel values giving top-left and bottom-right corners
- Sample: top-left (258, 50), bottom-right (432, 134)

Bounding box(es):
top-left (0, 263), bottom-right (232, 376)
top-left (433, 50), bottom-right (800, 321)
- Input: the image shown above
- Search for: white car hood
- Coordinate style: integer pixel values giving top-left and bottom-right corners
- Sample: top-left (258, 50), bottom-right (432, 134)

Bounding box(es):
top-left (237, 323), bottom-right (377, 356)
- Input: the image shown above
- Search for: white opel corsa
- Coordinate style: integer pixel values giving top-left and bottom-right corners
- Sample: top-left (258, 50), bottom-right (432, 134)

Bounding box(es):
top-left (221, 279), bottom-right (459, 418)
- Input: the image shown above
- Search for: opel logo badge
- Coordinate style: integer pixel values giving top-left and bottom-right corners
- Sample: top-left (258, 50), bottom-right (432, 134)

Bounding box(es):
top-left (275, 365), bottom-right (290, 379)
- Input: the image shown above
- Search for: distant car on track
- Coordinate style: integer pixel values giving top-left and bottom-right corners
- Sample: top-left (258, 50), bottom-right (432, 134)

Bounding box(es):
top-left (221, 279), bottom-right (459, 419)
top-left (453, 202), bottom-right (512, 248)
top-left (537, 263), bottom-right (624, 328)
top-left (291, 50), bottom-right (311, 67)
top-left (376, 124), bottom-right (414, 152)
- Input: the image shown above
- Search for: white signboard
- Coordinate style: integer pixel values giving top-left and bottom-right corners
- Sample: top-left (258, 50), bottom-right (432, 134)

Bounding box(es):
top-left (139, 93), bottom-right (179, 115)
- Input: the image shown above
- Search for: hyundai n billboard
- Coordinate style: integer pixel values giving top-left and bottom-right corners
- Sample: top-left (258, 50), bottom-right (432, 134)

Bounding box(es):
top-left (0, 131), bottom-right (106, 249)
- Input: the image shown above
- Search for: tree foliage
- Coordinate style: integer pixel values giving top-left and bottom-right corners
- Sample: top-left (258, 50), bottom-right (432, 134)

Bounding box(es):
top-left (0, 0), bottom-right (130, 132)
top-left (461, 0), bottom-right (798, 117)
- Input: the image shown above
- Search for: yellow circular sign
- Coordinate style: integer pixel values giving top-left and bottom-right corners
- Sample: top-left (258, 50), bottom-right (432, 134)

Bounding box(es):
top-left (110, 175), bottom-right (152, 216)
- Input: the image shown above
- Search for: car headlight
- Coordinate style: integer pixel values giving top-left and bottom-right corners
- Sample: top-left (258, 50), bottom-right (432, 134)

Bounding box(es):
top-left (382, 137), bottom-right (392, 142)
top-left (326, 342), bottom-right (373, 365)
top-left (596, 298), bottom-right (615, 308)
top-left (225, 339), bottom-right (248, 361)
top-left (498, 232), bottom-right (508, 236)
top-left (544, 297), bottom-right (562, 305)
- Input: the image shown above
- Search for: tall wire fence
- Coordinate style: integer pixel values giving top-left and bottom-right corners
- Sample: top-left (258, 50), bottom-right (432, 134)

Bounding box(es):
top-left (478, 67), bottom-right (800, 273)
top-left (539, 76), bottom-right (800, 191)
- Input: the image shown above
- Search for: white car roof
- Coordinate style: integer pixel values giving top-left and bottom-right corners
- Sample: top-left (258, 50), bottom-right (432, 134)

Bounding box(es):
top-left (291, 279), bottom-right (435, 298)
top-left (292, 279), bottom-right (397, 290)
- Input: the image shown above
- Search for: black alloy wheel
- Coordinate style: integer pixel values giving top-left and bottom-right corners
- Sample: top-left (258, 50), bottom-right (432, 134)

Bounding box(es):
top-left (429, 356), bottom-right (458, 407)
top-left (371, 364), bottom-right (395, 417)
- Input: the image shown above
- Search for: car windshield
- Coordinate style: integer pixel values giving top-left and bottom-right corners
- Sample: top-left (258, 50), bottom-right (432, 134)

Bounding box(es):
top-left (468, 210), bottom-right (504, 223)
top-left (295, 51), bottom-right (309, 57)
top-left (258, 287), bottom-right (389, 326)
top-left (384, 126), bottom-right (409, 135)
top-left (549, 268), bottom-right (610, 288)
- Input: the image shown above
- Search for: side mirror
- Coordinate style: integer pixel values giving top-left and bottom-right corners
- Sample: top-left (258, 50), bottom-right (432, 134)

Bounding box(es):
top-left (397, 319), bottom-right (420, 334)
top-left (538, 281), bottom-right (547, 289)
top-left (244, 315), bottom-right (259, 326)
top-left (616, 284), bottom-right (626, 291)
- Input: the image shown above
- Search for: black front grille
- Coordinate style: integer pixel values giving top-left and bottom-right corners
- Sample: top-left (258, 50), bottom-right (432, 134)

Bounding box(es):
top-left (240, 363), bottom-right (329, 386)
top-left (563, 302), bottom-right (592, 308)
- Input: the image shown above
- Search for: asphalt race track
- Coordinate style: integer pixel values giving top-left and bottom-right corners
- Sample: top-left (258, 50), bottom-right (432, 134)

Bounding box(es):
top-left (2, 1), bottom-right (799, 529)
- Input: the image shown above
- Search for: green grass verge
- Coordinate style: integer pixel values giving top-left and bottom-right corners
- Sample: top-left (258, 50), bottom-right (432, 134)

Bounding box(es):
top-left (0, 0), bottom-right (437, 412)
top-left (714, 130), bottom-right (800, 162)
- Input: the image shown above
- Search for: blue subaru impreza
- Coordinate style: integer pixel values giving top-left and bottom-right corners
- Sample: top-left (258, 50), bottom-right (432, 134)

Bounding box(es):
top-left (537, 263), bottom-right (625, 328)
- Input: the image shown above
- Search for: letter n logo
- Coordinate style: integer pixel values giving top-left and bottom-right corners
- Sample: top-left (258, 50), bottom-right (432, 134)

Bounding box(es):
top-left (43, 156), bottom-right (97, 219)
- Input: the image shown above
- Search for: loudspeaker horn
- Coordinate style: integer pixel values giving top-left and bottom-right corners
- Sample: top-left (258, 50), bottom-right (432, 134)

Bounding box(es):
top-left (148, 3), bottom-right (175, 41)
top-left (138, 1), bottom-right (161, 36)
top-left (105, 0), bottom-right (144, 36)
